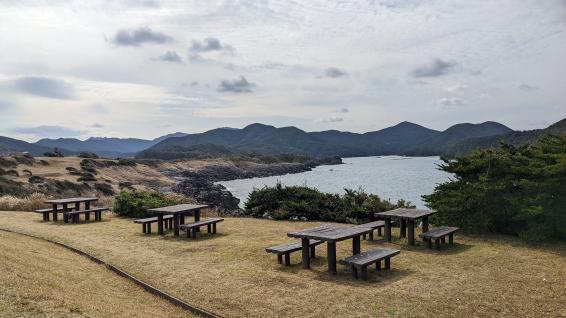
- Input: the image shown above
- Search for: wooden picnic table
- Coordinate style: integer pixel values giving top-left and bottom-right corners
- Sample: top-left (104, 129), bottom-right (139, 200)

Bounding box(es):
top-left (374, 208), bottom-right (437, 245)
top-left (44, 197), bottom-right (98, 223)
top-left (148, 204), bottom-right (209, 237)
top-left (288, 224), bottom-right (373, 274)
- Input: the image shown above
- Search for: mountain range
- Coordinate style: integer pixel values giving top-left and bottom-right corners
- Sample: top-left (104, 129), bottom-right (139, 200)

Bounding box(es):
top-left (1, 119), bottom-right (564, 159)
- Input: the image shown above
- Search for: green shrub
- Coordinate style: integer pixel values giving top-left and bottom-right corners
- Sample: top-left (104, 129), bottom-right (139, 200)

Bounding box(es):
top-left (113, 190), bottom-right (189, 218)
top-left (117, 158), bottom-right (137, 166)
top-left (423, 135), bottom-right (566, 241)
top-left (244, 183), bottom-right (413, 223)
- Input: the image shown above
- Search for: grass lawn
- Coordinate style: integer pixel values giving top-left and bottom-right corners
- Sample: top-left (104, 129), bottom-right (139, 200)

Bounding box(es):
top-left (0, 230), bottom-right (193, 318)
top-left (0, 211), bottom-right (565, 317)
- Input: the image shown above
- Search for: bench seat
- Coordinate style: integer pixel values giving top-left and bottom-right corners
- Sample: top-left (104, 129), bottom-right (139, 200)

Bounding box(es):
top-left (179, 218), bottom-right (224, 239)
top-left (419, 226), bottom-right (459, 250)
top-left (356, 220), bottom-right (385, 240)
top-left (34, 207), bottom-right (76, 221)
top-left (266, 240), bottom-right (323, 266)
top-left (66, 208), bottom-right (109, 223)
top-left (339, 248), bottom-right (400, 280)
top-left (134, 215), bottom-right (174, 234)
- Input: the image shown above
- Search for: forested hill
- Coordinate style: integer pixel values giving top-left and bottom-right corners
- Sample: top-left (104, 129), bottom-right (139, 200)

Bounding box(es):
top-left (139, 121), bottom-right (517, 159)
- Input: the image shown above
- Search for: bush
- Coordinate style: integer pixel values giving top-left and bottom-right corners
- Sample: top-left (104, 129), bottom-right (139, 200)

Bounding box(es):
top-left (78, 152), bottom-right (99, 159)
top-left (94, 183), bottom-right (115, 196)
top-left (118, 158), bottom-right (137, 166)
top-left (244, 183), bottom-right (413, 223)
top-left (28, 176), bottom-right (44, 184)
top-left (423, 135), bottom-right (566, 241)
top-left (113, 190), bottom-right (189, 218)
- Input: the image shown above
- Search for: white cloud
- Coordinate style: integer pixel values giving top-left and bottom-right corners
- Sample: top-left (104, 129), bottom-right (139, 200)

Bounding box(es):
top-left (0, 0), bottom-right (563, 139)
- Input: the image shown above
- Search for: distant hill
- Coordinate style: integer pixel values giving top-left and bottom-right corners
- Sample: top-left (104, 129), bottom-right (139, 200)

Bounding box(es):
top-left (443, 118), bottom-right (566, 157)
top-left (35, 132), bottom-right (188, 158)
top-left (404, 121), bottom-right (514, 156)
top-left (139, 121), bottom-right (513, 159)
top-left (0, 136), bottom-right (56, 156)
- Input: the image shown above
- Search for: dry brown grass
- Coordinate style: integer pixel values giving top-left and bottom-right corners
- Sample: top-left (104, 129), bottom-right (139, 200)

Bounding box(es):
top-left (0, 193), bottom-right (48, 211)
top-left (0, 230), bottom-right (195, 318)
top-left (0, 211), bottom-right (564, 318)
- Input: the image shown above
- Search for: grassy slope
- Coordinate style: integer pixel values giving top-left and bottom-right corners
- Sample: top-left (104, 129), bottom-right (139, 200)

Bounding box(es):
top-left (0, 230), bottom-right (194, 318)
top-left (0, 212), bottom-right (564, 317)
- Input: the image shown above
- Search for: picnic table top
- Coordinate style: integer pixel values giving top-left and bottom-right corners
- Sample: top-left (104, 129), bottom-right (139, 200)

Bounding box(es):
top-left (44, 197), bottom-right (99, 204)
top-left (287, 223), bottom-right (373, 242)
top-left (148, 204), bottom-right (209, 215)
top-left (374, 208), bottom-right (436, 220)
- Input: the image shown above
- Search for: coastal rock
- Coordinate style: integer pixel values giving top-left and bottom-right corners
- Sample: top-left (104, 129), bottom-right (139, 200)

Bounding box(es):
top-left (173, 172), bottom-right (241, 214)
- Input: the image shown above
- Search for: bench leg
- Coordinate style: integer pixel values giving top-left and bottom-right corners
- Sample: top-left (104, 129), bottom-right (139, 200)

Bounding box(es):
top-left (427, 238), bottom-right (432, 249)
top-left (441, 237), bottom-right (446, 245)
top-left (192, 227), bottom-right (197, 238)
top-left (85, 212), bottom-right (90, 222)
top-left (361, 266), bottom-right (368, 281)
top-left (213, 223), bottom-right (217, 234)
top-left (384, 258), bottom-right (391, 270)
top-left (378, 227), bottom-right (382, 237)
top-left (369, 230), bottom-right (374, 241)
top-left (164, 220), bottom-right (168, 230)
top-left (376, 260), bottom-right (381, 271)
top-left (207, 224), bottom-right (212, 233)
top-left (310, 245), bottom-right (316, 259)
top-left (449, 233), bottom-right (454, 245)
top-left (43, 212), bottom-right (48, 221)
top-left (284, 253), bottom-right (291, 266)
top-left (142, 224), bottom-right (146, 233)
top-left (186, 228), bottom-right (191, 238)
top-left (352, 266), bottom-right (358, 279)
top-left (435, 239), bottom-right (440, 250)
top-left (362, 234), bottom-right (366, 240)
top-left (422, 216), bottom-right (429, 233)
top-left (147, 223), bottom-right (152, 234)
top-left (400, 219), bottom-right (406, 238)
top-left (180, 215), bottom-right (185, 225)
top-left (277, 254), bottom-right (282, 264)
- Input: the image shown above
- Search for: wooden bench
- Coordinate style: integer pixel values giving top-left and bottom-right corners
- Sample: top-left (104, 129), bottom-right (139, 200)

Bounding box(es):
top-left (339, 248), bottom-right (400, 280)
top-left (419, 226), bottom-right (459, 250)
top-left (33, 208), bottom-right (69, 221)
top-left (266, 240), bottom-right (323, 266)
top-left (134, 215), bottom-right (174, 234)
top-left (356, 221), bottom-right (385, 240)
top-left (179, 218), bottom-right (224, 239)
top-left (66, 208), bottom-right (109, 223)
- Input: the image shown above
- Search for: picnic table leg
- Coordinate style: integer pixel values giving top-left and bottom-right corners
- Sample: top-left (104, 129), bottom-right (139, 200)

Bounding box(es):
top-left (52, 204), bottom-right (58, 222)
top-left (400, 219), bottom-right (406, 238)
top-left (353, 236), bottom-right (361, 255)
top-left (378, 227), bottom-right (382, 237)
top-left (449, 233), bottom-right (454, 245)
top-left (157, 214), bottom-right (164, 235)
top-left (180, 214), bottom-right (185, 225)
top-left (173, 214), bottom-right (180, 237)
top-left (408, 220), bottom-right (415, 245)
top-left (422, 216), bottom-right (429, 233)
top-left (301, 238), bottom-right (310, 269)
top-left (327, 241), bottom-right (337, 274)
top-left (369, 230), bottom-right (374, 241)
top-left (277, 254), bottom-right (282, 264)
top-left (195, 209), bottom-right (201, 232)
top-left (385, 218), bottom-right (392, 242)
top-left (63, 203), bottom-right (69, 223)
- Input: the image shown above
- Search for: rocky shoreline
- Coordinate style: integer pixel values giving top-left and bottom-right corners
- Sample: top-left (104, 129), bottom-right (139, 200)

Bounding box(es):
top-left (171, 156), bottom-right (342, 214)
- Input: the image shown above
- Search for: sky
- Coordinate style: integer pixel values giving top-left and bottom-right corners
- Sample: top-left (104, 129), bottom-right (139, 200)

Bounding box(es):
top-left (0, 0), bottom-right (565, 142)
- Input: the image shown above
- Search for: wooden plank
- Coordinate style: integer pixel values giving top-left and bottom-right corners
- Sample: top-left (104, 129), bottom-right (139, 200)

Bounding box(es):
top-left (375, 208), bottom-right (436, 220)
top-left (339, 248), bottom-right (400, 267)
top-left (148, 204), bottom-right (208, 214)
top-left (44, 197), bottom-right (98, 204)
top-left (419, 226), bottom-right (459, 239)
top-left (265, 240), bottom-right (322, 254)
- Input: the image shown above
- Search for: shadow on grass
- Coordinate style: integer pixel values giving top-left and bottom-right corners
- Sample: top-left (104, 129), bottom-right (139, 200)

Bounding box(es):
top-left (271, 255), bottom-right (415, 286)
top-left (363, 236), bottom-right (474, 255)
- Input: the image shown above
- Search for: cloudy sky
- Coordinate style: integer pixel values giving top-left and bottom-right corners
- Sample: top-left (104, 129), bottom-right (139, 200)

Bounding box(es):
top-left (0, 0), bottom-right (565, 141)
